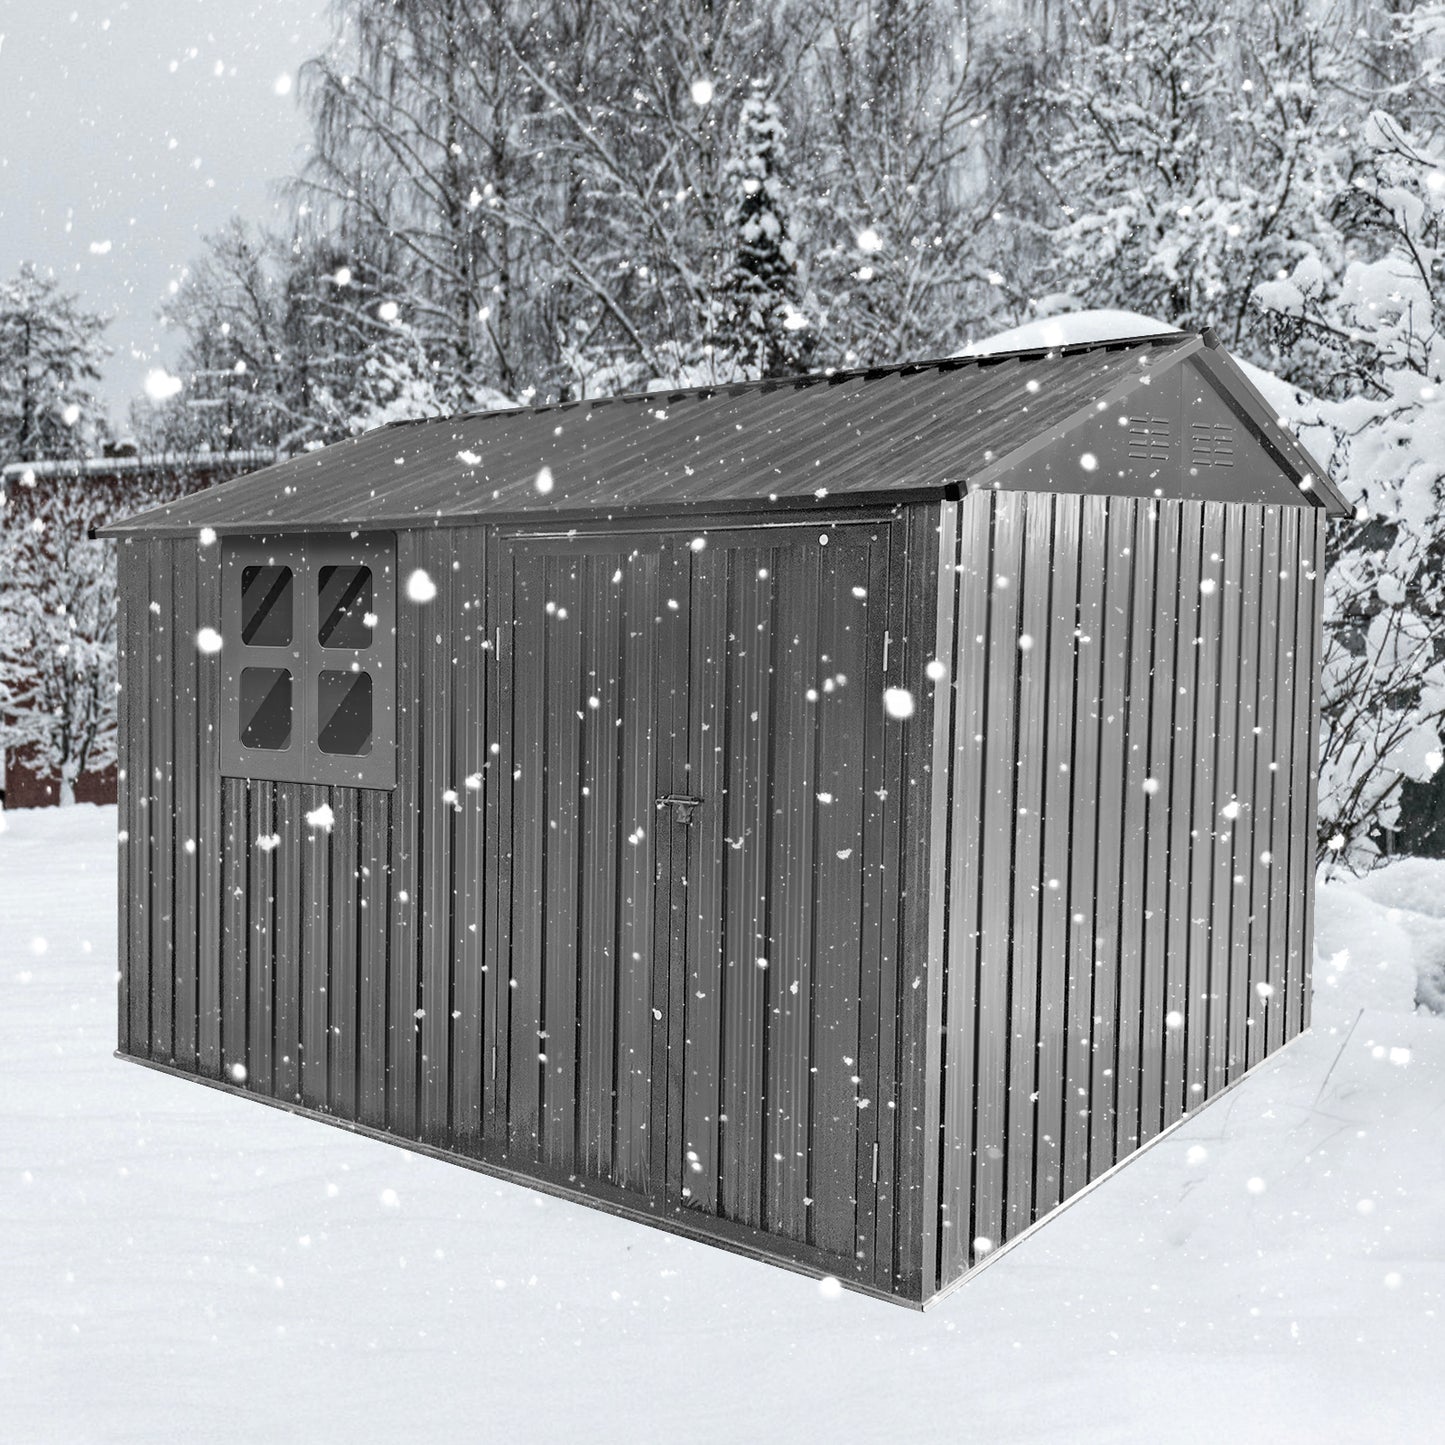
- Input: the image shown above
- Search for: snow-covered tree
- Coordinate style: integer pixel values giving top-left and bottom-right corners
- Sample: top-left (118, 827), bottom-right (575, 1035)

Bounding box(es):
top-left (1033, 0), bottom-right (1354, 362)
top-left (1254, 105), bottom-right (1445, 871)
top-left (0, 264), bottom-right (110, 468)
top-left (714, 86), bottom-right (813, 377)
top-left (0, 482), bottom-right (119, 806)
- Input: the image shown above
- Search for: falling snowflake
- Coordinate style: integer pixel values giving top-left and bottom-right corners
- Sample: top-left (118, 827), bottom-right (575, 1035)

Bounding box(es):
top-left (406, 569), bottom-right (438, 603)
top-left (883, 687), bottom-right (915, 720)
top-left (690, 78), bottom-right (715, 106)
top-left (196, 627), bottom-right (223, 655)
top-left (144, 369), bottom-right (183, 402)
top-left (305, 803), bottom-right (335, 832)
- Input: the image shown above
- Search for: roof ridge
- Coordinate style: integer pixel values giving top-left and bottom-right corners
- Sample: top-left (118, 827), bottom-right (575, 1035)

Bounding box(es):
top-left (385, 330), bottom-right (1198, 432)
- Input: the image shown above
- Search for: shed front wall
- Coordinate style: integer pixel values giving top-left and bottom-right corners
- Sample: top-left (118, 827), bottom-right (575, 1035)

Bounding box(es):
top-left (115, 506), bottom-right (940, 1302)
top-left (932, 490), bottom-right (1326, 1293)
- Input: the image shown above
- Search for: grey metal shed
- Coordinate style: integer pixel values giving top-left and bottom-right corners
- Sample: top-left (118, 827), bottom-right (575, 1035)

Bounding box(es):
top-left (99, 329), bottom-right (1346, 1306)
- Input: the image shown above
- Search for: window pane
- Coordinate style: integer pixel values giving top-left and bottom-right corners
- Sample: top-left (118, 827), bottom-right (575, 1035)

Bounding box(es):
top-left (318, 565), bottom-right (374, 648)
top-left (240, 667), bottom-right (292, 750)
top-left (318, 669), bottom-right (373, 756)
top-left (241, 565), bottom-right (293, 647)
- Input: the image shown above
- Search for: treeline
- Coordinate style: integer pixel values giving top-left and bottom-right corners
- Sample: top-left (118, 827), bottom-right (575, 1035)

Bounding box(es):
top-left (132, 0), bottom-right (1437, 455)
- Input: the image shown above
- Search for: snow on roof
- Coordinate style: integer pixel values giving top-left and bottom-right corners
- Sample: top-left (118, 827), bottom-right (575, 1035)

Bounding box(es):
top-left (2, 450), bottom-right (277, 485)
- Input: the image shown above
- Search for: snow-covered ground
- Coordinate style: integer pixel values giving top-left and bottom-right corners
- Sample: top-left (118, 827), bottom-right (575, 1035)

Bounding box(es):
top-left (2, 805), bottom-right (1442, 1442)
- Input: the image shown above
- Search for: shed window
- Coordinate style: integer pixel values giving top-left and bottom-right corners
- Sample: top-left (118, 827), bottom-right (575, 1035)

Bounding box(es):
top-left (239, 667), bottom-right (293, 750)
top-left (221, 534), bottom-right (396, 788)
top-left (318, 669), bottom-right (373, 756)
top-left (318, 565), bottom-right (373, 648)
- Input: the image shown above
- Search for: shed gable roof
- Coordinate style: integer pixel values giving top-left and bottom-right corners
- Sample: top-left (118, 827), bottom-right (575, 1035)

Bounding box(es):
top-left (99, 330), bottom-right (1345, 537)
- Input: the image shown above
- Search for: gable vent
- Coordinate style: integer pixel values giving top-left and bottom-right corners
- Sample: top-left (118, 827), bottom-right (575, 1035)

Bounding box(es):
top-left (1190, 421), bottom-right (1235, 468)
top-left (1126, 416), bottom-right (1171, 461)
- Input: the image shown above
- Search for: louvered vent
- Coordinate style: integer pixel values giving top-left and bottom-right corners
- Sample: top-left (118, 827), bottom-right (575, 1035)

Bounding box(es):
top-left (1126, 416), bottom-right (1171, 461)
top-left (1190, 421), bottom-right (1235, 468)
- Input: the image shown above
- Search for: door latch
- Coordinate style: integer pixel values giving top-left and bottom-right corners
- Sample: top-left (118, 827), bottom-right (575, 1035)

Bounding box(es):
top-left (656, 793), bottom-right (704, 822)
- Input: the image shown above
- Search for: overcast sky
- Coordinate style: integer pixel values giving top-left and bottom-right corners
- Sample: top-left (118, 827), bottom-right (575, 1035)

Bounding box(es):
top-left (0, 1), bottom-right (333, 429)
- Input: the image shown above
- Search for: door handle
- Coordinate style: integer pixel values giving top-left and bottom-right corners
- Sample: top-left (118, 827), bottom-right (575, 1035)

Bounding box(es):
top-left (656, 793), bottom-right (704, 822)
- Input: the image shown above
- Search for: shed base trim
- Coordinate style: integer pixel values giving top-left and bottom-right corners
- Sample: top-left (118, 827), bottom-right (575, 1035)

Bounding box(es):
top-left (115, 1049), bottom-right (921, 1310)
top-left (921, 1030), bottom-right (1312, 1309)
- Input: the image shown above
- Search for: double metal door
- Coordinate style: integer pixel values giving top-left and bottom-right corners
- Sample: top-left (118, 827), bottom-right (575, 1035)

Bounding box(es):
top-left (496, 521), bottom-right (889, 1259)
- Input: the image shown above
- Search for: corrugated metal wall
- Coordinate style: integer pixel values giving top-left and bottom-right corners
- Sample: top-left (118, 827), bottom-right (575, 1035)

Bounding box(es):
top-left (115, 513), bottom-right (937, 1301)
top-left (114, 492), bottom-right (1328, 1306)
top-left (932, 491), bottom-right (1326, 1291)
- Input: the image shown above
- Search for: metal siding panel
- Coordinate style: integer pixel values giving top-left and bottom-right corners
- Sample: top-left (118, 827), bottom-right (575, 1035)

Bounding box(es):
top-left (1034, 493), bottom-right (1081, 1216)
top-left (120, 543), bottom-right (149, 1055)
top-left (1139, 501), bottom-right (1182, 1143)
top-left (1113, 499), bottom-right (1158, 1162)
top-left (148, 544), bottom-right (175, 1060)
top-left (615, 550), bottom-right (661, 1195)
top-left (1062, 495), bottom-right (1107, 1198)
top-left (717, 550), bottom-right (774, 1226)
top-left (301, 784), bottom-right (332, 1109)
top-left (1226, 509), bottom-right (1265, 1082)
top-left (329, 788), bottom-right (360, 1118)
top-left (938, 496), bottom-right (988, 1281)
top-left (682, 545), bottom-right (728, 1216)
top-left (577, 551), bottom-right (624, 1179)
top-left (484, 534), bottom-right (514, 1146)
top-left (1300, 514), bottom-right (1327, 1034)
top-left (890, 504), bottom-right (938, 1295)
top-left (1264, 509), bottom-right (1301, 1058)
top-left (388, 533), bottom-right (423, 1136)
top-left (1285, 517), bottom-right (1318, 1041)
top-left (196, 546), bottom-right (223, 1077)
top-left (420, 534), bottom-right (457, 1143)
top-left (652, 550), bottom-right (690, 1206)
top-left (811, 533), bottom-right (873, 1259)
top-left (1186, 504), bottom-right (1227, 1103)
top-left (1006, 495), bottom-right (1052, 1239)
top-left (858, 530), bottom-right (898, 1289)
top-left (761, 541), bottom-right (822, 1239)
top-left (115, 547), bottom-right (131, 1053)
top-left (451, 529), bottom-right (488, 1148)
top-left (274, 783), bottom-right (303, 1101)
top-left (172, 545), bottom-right (199, 1071)
top-left (248, 782), bottom-right (276, 1093)
top-left (974, 491), bottom-right (1022, 1252)
top-left (1208, 509), bottom-right (1245, 1094)
top-left (1087, 498), bottom-right (1133, 1175)
top-left (508, 551), bottom-right (547, 1159)
top-left (220, 778), bottom-right (249, 1079)
top-left (357, 788), bottom-right (391, 1129)
top-left (542, 553), bottom-right (582, 1172)
top-left (1246, 509), bottom-right (1283, 1070)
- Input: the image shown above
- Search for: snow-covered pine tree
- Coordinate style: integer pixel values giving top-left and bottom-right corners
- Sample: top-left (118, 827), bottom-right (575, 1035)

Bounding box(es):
top-left (0, 264), bottom-right (109, 469)
top-left (714, 85), bottom-right (813, 378)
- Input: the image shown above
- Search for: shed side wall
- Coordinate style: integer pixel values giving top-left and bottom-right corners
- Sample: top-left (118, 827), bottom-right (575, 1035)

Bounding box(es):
top-left (116, 515), bottom-right (929, 1300)
top-left (935, 491), bottom-right (1323, 1290)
